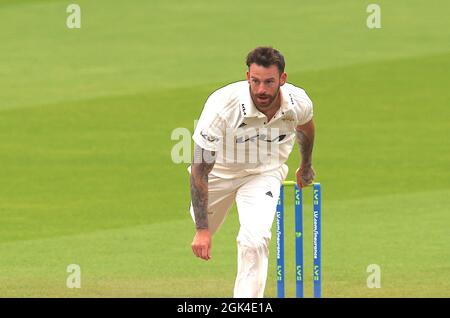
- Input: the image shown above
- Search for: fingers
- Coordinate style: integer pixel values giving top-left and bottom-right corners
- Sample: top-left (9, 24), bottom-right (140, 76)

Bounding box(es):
top-left (301, 175), bottom-right (313, 186)
top-left (301, 177), bottom-right (314, 187)
top-left (298, 166), bottom-right (316, 187)
top-left (191, 238), bottom-right (211, 261)
top-left (191, 243), bottom-right (198, 258)
top-left (201, 245), bottom-right (210, 260)
top-left (296, 169), bottom-right (303, 188)
top-left (192, 244), bottom-right (210, 260)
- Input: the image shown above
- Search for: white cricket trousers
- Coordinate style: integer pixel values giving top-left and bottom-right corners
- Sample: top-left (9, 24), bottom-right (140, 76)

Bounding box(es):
top-left (189, 165), bottom-right (288, 298)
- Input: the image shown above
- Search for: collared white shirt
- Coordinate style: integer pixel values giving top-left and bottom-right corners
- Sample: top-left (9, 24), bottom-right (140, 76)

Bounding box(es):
top-left (192, 80), bottom-right (313, 179)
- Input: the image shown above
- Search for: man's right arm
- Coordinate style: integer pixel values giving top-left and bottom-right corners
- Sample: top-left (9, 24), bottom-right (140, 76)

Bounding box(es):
top-left (190, 143), bottom-right (216, 229)
top-left (190, 143), bottom-right (216, 260)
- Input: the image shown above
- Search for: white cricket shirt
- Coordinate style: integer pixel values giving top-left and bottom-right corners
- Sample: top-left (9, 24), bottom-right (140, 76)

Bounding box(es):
top-left (192, 81), bottom-right (313, 179)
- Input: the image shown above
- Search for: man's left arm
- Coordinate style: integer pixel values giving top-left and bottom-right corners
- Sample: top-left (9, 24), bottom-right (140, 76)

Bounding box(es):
top-left (295, 119), bottom-right (316, 187)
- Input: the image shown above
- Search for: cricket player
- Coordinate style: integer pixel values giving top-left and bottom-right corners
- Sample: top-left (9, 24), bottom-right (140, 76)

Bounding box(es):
top-left (189, 47), bottom-right (316, 297)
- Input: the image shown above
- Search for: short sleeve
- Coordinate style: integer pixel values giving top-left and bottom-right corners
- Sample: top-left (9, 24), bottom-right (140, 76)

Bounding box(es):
top-left (192, 93), bottom-right (227, 152)
top-left (295, 91), bottom-right (314, 126)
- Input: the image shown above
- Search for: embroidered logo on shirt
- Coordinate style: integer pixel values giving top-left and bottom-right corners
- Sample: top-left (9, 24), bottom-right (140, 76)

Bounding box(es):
top-left (265, 191), bottom-right (273, 198)
top-left (282, 115), bottom-right (296, 122)
top-left (236, 134), bottom-right (286, 143)
top-left (289, 93), bottom-right (295, 106)
top-left (200, 131), bottom-right (219, 143)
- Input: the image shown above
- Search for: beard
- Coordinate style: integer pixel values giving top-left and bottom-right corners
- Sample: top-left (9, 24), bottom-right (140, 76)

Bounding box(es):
top-left (250, 86), bottom-right (280, 110)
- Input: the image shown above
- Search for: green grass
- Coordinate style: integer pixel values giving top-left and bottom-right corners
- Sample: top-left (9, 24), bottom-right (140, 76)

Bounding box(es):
top-left (0, 0), bottom-right (449, 297)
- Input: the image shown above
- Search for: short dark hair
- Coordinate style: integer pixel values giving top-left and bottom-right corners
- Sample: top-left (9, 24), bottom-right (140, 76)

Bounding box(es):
top-left (246, 46), bottom-right (285, 74)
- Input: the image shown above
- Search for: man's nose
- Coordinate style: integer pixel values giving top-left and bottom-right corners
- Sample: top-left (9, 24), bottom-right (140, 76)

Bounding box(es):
top-left (257, 84), bottom-right (266, 94)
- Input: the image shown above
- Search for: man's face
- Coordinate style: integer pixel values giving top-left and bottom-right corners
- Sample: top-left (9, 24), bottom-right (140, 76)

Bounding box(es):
top-left (247, 64), bottom-right (287, 109)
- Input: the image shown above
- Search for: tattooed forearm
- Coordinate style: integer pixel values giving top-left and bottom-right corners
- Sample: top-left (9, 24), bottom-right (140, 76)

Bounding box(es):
top-left (190, 144), bottom-right (216, 230)
top-left (296, 129), bottom-right (314, 167)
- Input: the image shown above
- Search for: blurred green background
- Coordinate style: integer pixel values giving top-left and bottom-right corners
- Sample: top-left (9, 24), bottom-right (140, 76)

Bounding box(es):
top-left (0, 0), bottom-right (449, 297)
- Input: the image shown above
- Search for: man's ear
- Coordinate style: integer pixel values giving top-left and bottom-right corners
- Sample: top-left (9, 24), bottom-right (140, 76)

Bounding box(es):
top-left (246, 71), bottom-right (250, 83)
top-left (280, 72), bottom-right (287, 86)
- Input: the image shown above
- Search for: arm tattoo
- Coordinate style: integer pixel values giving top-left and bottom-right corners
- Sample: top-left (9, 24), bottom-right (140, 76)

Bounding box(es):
top-left (296, 130), bottom-right (314, 166)
top-left (190, 144), bottom-right (216, 230)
